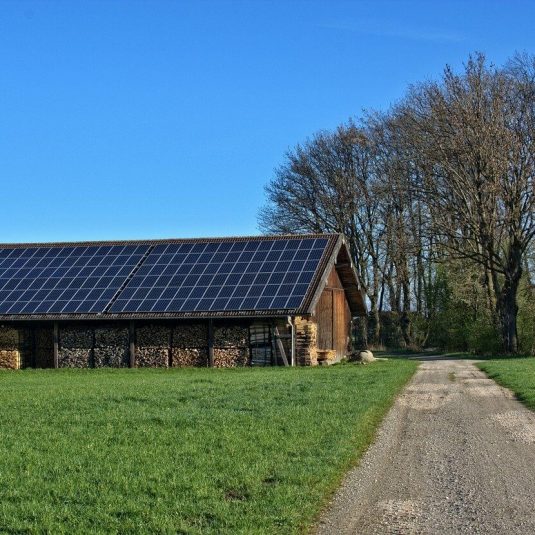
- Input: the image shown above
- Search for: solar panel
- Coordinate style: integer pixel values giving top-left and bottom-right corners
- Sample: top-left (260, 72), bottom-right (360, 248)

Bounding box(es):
top-left (0, 244), bottom-right (150, 315)
top-left (109, 237), bottom-right (329, 314)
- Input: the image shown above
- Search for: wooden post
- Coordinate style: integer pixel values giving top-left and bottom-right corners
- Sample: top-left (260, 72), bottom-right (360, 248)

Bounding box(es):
top-left (208, 319), bottom-right (214, 367)
top-left (290, 317), bottom-right (296, 367)
top-left (129, 321), bottom-right (136, 368)
top-left (53, 322), bottom-right (59, 369)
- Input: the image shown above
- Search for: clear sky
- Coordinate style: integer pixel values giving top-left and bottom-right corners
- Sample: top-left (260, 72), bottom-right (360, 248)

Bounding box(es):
top-left (2, 0), bottom-right (534, 243)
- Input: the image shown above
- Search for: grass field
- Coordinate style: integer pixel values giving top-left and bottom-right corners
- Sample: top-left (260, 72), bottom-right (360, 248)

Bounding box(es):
top-left (0, 361), bottom-right (416, 534)
top-left (478, 358), bottom-right (535, 411)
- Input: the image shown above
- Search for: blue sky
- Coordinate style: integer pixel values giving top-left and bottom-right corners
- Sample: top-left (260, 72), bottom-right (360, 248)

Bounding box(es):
top-left (2, 0), bottom-right (534, 242)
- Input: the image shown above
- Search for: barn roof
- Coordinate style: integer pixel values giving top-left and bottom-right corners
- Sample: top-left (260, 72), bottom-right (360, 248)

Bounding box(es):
top-left (0, 234), bottom-right (366, 321)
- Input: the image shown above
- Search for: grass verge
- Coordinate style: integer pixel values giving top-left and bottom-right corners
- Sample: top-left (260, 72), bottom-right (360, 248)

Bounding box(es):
top-left (477, 358), bottom-right (535, 411)
top-left (0, 361), bottom-right (416, 534)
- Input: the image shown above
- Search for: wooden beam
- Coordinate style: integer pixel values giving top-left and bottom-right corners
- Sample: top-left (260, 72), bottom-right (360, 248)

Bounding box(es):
top-left (129, 321), bottom-right (136, 368)
top-left (273, 326), bottom-right (289, 367)
top-left (53, 322), bottom-right (59, 369)
top-left (208, 319), bottom-right (214, 367)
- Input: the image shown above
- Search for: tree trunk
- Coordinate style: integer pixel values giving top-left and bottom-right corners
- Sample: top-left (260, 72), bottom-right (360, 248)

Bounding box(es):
top-left (400, 277), bottom-right (412, 347)
top-left (370, 262), bottom-right (382, 346)
top-left (359, 315), bottom-right (369, 350)
top-left (496, 244), bottom-right (523, 354)
top-left (497, 285), bottom-right (519, 354)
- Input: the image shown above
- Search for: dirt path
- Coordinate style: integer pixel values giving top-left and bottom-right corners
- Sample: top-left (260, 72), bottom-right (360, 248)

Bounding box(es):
top-left (315, 359), bottom-right (535, 534)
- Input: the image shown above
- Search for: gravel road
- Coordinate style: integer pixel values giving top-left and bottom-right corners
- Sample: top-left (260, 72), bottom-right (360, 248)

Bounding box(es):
top-left (314, 359), bottom-right (535, 534)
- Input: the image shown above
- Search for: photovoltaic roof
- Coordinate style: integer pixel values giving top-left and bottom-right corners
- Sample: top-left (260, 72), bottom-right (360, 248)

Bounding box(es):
top-left (110, 237), bottom-right (328, 314)
top-left (0, 234), bottom-right (342, 319)
top-left (0, 245), bottom-right (149, 315)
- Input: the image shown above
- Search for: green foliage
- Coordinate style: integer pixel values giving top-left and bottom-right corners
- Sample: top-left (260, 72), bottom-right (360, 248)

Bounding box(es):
top-left (465, 314), bottom-right (502, 355)
top-left (517, 280), bottom-right (535, 355)
top-left (0, 363), bottom-right (416, 534)
top-left (424, 262), bottom-right (502, 354)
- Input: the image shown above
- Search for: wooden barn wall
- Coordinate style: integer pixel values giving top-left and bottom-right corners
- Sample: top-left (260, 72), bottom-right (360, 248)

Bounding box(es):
top-left (314, 267), bottom-right (352, 359)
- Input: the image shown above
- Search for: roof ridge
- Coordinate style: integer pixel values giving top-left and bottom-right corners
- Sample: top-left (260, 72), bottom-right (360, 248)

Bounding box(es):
top-left (0, 233), bottom-right (341, 249)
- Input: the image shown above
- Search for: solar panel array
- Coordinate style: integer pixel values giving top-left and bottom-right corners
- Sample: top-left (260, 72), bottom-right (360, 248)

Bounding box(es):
top-left (0, 237), bottom-right (331, 316)
top-left (0, 245), bottom-right (149, 314)
top-left (110, 238), bottom-right (329, 313)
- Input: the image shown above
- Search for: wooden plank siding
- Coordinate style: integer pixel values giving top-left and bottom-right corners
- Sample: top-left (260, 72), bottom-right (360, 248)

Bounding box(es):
top-left (313, 267), bottom-right (352, 360)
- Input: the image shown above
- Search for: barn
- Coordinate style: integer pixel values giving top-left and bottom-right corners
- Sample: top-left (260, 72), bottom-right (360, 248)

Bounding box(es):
top-left (0, 233), bottom-right (365, 369)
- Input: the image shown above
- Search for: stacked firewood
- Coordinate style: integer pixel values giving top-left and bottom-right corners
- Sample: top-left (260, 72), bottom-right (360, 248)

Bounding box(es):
top-left (294, 317), bottom-right (318, 366)
top-left (317, 349), bottom-right (336, 364)
top-left (173, 323), bottom-right (207, 347)
top-left (213, 347), bottom-right (249, 367)
top-left (135, 324), bottom-right (170, 367)
top-left (59, 326), bottom-right (93, 368)
top-left (0, 350), bottom-right (20, 369)
top-left (34, 328), bottom-right (54, 368)
top-left (213, 324), bottom-right (250, 367)
top-left (0, 327), bottom-right (18, 350)
top-left (94, 325), bottom-right (129, 367)
top-left (171, 323), bottom-right (208, 367)
top-left (214, 324), bottom-right (248, 347)
top-left (0, 328), bottom-right (20, 369)
top-left (172, 347), bottom-right (208, 367)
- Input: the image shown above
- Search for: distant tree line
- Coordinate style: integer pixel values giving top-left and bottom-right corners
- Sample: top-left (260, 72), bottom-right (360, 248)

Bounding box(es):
top-left (260, 53), bottom-right (535, 355)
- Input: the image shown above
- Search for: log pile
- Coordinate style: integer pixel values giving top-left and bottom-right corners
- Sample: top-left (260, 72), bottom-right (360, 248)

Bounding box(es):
top-left (0, 350), bottom-right (20, 369)
top-left (34, 328), bottom-right (54, 368)
top-left (0, 327), bottom-right (18, 350)
top-left (171, 323), bottom-right (208, 367)
top-left (94, 325), bottom-right (129, 367)
top-left (173, 323), bottom-right (208, 348)
top-left (135, 324), bottom-right (170, 367)
top-left (59, 326), bottom-right (92, 368)
top-left (172, 347), bottom-right (208, 367)
top-left (213, 324), bottom-right (250, 367)
top-left (214, 324), bottom-right (248, 347)
top-left (213, 347), bottom-right (249, 367)
top-left (317, 349), bottom-right (336, 365)
top-left (294, 316), bottom-right (318, 366)
top-left (0, 320), bottom-right (262, 369)
top-left (0, 327), bottom-right (21, 370)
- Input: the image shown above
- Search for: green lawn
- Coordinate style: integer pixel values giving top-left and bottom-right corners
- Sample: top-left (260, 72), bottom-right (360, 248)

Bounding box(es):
top-left (0, 361), bottom-right (416, 534)
top-left (478, 358), bottom-right (535, 410)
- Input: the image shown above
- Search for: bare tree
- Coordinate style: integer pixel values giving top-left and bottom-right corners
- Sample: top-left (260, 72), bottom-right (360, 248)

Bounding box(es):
top-left (260, 52), bottom-right (535, 354)
top-left (258, 123), bottom-right (385, 346)
top-left (399, 53), bottom-right (535, 352)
